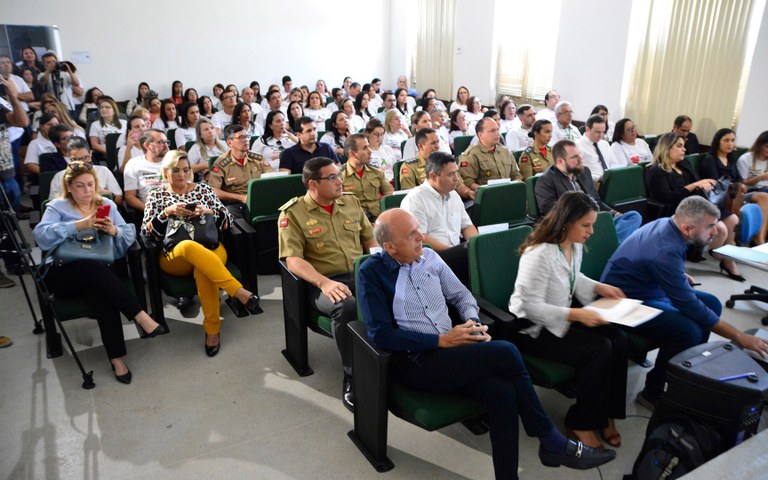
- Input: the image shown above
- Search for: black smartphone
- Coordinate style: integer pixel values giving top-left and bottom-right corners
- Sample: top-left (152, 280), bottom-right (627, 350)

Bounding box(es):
top-left (184, 202), bottom-right (197, 211)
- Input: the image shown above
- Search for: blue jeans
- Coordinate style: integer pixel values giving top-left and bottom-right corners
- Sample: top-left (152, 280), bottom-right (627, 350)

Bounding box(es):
top-left (635, 290), bottom-right (721, 398)
top-left (0, 177), bottom-right (20, 210)
top-left (392, 341), bottom-right (555, 480)
top-left (614, 210), bottom-right (643, 243)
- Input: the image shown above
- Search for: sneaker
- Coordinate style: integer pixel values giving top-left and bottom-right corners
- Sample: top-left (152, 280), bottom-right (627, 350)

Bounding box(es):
top-left (636, 390), bottom-right (659, 411)
top-left (0, 271), bottom-right (15, 288)
top-left (0, 336), bottom-right (12, 348)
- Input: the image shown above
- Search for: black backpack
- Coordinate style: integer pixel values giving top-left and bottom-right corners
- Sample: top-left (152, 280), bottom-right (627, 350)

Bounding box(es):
top-left (626, 416), bottom-right (721, 480)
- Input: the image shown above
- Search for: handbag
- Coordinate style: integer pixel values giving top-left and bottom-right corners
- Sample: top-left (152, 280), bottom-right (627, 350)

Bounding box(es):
top-left (706, 177), bottom-right (731, 210)
top-left (53, 228), bottom-right (115, 266)
top-left (162, 213), bottom-right (219, 254)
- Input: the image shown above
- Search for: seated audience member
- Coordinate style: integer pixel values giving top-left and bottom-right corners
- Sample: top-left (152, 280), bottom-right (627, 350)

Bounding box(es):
top-left (671, 115), bottom-right (700, 154)
top-left (256, 89), bottom-right (286, 130)
top-left (77, 87), bottom-right (103, 125)
top-left (394, 88), bottom-right (414, 128)
top-left (20, 67), bottom-right (44, 111)
top-left (183, 88), bottom-right (199, 104)
top-left (535, 90), bottom-right (560, 123)
top-left (448, 109), bottom-right (475, 149)
top-left (34, 161), bottom-right (165, 385)
top-left (345, 82), bottom-right (361, 103)
top-left (507, 105), bottom-right (536, 152)
top-left (208, 124), bottom-right (270, 218)
top-left (285, 87), bottom-right (304, 109)
top-left (509, 192), bottom-right (628, 448)
top-left (645, 133), bottom-right (742, 279)
top-left (602, 195), bottom-right (768, 410)
top-left (395, 75), bottom-right (418, 99)
top-left (610, 118), bottom-right (653, 164)
top-left (41, 100), bottom-right (85, 138)
top-left (146, 96), bottom-right (162, 125)
top-left (700, 128), bottom-right (768, 247)
top-left (251, 110), bottom-right (296, 171)
top-left (590, 105), bottom-right (615, 139)
top-left (402, 111), bottom-right (433, 160)
top-left (232, 101), bottom-right (263, 138)
top-left (359, 208), bottom-right (616, 480)
top-left (578, 114), bottom-right (622, 183)
top-left (126, 82), bottom-right (149, 115)
top-left (738, 131), bottom-right (768, 240)
top-left (278, 157), bottom-right (378, 411)
top-left (197, 95), bottom-right (216, 119)
top-left (142, 150), bottom-right (260, 357)
top-left (399, 128), bottom-right (442, 190)
top-left (286, 100), bottom-right (305, 134)
top-left (151, 99), bottom-right (179, 133)
top-left (279, 116), bottom-right (339, 174)
top-left (366, 119), bottom-right (397, 182)
top-left (170, 80), bottom-right (184, 105)
top-left (123, 128), bottom-right (169, 212)
top-left (419, 95), bottom-right (437, 114)
top-left (449, 85), bottom-right (469, 112)
top-left (89, 97), bottom-right (125, 157)
top-left (353, 91), bottom-right (373, 126)
top-left (327, 87), bottom-right (345, 114)
top-left (499, 100), bottom-right (518, 133)
top-left (549, 101), bottom-right (582, 146)
top-left (535, 140), bottom-right (642, 242)
top-left (174, 102), bottom-right (199, 151)
top-left (23, 113), bottom-right (58, 175)
top-left (464, 96), bottom-right (484, 130)
top-left (315, 79), bottom-right (331, 102)
top-left (39, 124), bottom-right (74, 173)
top-left (118, 115), bottom-right (147, 171)
top-left (383, 110), bottom-right (410, 162)
top-left (518, 119), bottom-right (554, 180)
top-left (374, 91), bottom-right (395, 123)
top-left (458, 117), bottom-right (522, 200)
top-left (211, 83), bottom-right (225, 111)
top-left (338, 98), bottom-right (364, 134)
top-left (49, 137), bottom-right (123, 205)
top-left (366, 82), bottom-right (383, 112)
top-left (430, 109), bottom-right (453, 153)
top-left (320, 111), bottom-right (352, 158)
top-left (305, 91), bottom-right (331, 131)
top-left (186, 118), bottom-right (228, 176)
top-left (468, 110), bottom-right (507, 149)
top-left (401, 152), bottom-right (478, 284)
top-left (13, 47), bottom-right (44, 77)
top-left (420, 88), bottom-right (445, 112)
top-left (212, 90), bottom-right (237, 138)
top-left (340, 133), bottom-right (393, 220)
top-left (281, 75), bottom-right (293, 100)
top-left (239, 86), bottom-right (263, 122)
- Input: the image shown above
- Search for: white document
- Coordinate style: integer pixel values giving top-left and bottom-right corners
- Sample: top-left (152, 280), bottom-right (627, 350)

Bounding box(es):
top-left (477, 223), bottom-right (509, 235)
top-left (485, 178), bottom-right (512, 186)
top-left (584, 298), bottom-right (661, 327)
top-left (261, 171), bottom-right (289, 178)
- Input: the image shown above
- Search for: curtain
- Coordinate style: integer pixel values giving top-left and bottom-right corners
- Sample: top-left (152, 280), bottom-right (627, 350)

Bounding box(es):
top-left (496, 0), bottom-right (562, 104)
top-left (623, 0), bottom-right (764, 143)
top-left (415, 0), bottom-right (456, 100)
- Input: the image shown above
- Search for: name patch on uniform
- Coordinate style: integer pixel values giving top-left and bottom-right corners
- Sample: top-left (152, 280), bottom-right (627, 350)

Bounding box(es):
top-left (227, 177), bottom-right (237, 182)
top-left (309, 227), bottom-right (323, 234)
top-left (343, 185), bottom-right (356, 191)
top-left (212, 166), bottom-right (220, 172)
top-left (460, 161), bottom-right (468, 167)
top-left (280, 218), bottom-right (289, 227)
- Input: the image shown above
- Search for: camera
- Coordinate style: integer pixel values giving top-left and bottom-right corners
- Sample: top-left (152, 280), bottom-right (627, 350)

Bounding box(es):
top-left (56, 62), bottom-right (68, 72)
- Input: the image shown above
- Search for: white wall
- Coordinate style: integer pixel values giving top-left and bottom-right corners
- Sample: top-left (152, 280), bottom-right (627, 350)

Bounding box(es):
top-left (736, 1), bottom-right (768, 146)
top-left (453, 0), bottom-right (497, 105)
top-left (2, 0), bottom-right (395, 101)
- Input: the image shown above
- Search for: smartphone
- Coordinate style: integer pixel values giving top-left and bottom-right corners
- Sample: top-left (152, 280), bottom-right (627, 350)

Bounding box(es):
top-left (184, 202), bottom-right (197, 212)
top-left (96, 205), bottom-right (110, 219)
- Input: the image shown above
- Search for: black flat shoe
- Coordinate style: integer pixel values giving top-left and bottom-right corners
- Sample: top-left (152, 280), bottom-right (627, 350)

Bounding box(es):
top-left (342, 374), bottom-right (354, 412)
top-left (539, 440), bottom-right (616, 470)
top-left (225, 296), bottom-right (249, 318)
top-left (110, 363), bottom-right (132, 385)
top-left (244, 294), bottom-right (263, 315)
top-left (719, 261), bottom-right (746, 282)
top-left (205, 333), bottom-right (220, 357)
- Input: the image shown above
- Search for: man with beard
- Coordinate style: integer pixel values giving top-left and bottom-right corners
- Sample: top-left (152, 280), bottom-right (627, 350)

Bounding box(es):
top-left (535, 140), bottom-right (641, 242)
top-left (601, 196), bottom-right (768, 410)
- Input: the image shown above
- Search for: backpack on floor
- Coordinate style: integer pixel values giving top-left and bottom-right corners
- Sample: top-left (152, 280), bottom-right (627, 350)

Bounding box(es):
top-left (625, 416), bottom-right (721, 480)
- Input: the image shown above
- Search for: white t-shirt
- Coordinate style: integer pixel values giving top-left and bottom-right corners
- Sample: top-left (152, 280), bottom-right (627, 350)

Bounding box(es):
top-left (464, 111), bottom-right (483, 130)
top-left (305, 108), bottom-right (331, 131)
top-left (611, 139), bottom-right (653, 165)
top-left (175, 127), bottom-right (196, 149)
top-left (89, 122), bottom-right (126, 145)
top-left (738, 152), bottom-right (768, 189)
top-left (151, 118), bottom-right (178, 133)
top-left (251, 134), bottom-right (296, 171)
top-left (349, 115), bottom-right (366, 134)
top-left (319, 132), bottom-right (347, 151)
top-left (401, 181), bottom-right (473, 248)
top-left (507, 127), bottom-right (533, 152)
top-left (117, 145), bottom-right (144, 169)
top-left (8, 74), bottom-right (31, 111)
top-left (383, 131), bottom-right (408, 161)
top-left (369, 145), bottom-right (397, 181)
top-left (50, 165), bottom-right (122, 199)
top-left (24, 136), bottom-right (56, 165)
top-left (122, 155), bottom-right (164, 203)
top-left (187, 143), bottom-right (228, 167)
top-left (211, 110), bottom-right (232, 132)
top-left (449, 101), bottom-right (467, 112)
top-left (535, 108), bottom-right (556, 123)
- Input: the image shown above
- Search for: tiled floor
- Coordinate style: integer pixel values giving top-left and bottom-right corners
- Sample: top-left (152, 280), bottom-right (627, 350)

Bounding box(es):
top-left (1, 219), bottom-right (766, 479)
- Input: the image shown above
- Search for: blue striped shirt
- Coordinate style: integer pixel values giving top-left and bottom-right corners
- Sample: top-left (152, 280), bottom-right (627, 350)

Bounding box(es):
top-left (358, 248), bottom-right (479, 352)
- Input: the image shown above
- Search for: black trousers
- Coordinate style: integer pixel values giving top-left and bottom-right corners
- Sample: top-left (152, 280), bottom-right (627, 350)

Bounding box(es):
top-left (507, 319), bottom-right (628, 430)
top-left (45, 259), bottom-right (143, 359)
top-left (308, 272), bottom-right (356, 375)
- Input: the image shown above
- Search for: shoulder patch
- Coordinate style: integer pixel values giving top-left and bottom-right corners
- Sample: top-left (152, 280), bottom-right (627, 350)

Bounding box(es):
top-left (278, 196), bottom-right (300, 211)
top-left (520, 156), bottom-right (528, 163)
top-left (401, 166), bottom-right (409, 175)
top-left (279, 218), bottom-right (289, 228)
top-left (212, 166), bottom-right (220, 173)
top-left (218, 157), bottom-right (232, 167)
top-left (246, 152), bottom-right (264, 161)
top-left (342, 191), bottom-right (357, 195)
top-left (460, 161), bottom-right (468, 167)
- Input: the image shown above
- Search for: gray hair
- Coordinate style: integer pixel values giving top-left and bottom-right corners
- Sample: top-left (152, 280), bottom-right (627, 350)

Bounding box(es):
top-left (373, 219), bottom-right (394, 246)
top-left (554, 101), bottom-right (572, 115)
top-left (139, 128), bottom-right (165, 153)
top-left (425, 151), bottom-right (455, 177)
top-left (674, 196), bottom-right (720, 225)
top-left (66, 136), bottom-right (90, 154)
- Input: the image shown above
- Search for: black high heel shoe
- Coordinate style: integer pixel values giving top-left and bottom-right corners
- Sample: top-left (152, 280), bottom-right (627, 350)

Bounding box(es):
top-left (225, 294), bottom-right (263, 317)
top-left (135, 320), bottom-right (168, 339)
top-left (244, 294), bottom-right (263, 315)
top-left (205, 333), bottom-right (220, 357)
top-left (110, 363), bottom-right (132, 384)
top-left (719, 261), bottom-right (746, 282)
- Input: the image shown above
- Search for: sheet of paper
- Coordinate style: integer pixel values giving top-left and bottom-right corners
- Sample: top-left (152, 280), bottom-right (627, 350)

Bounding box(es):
top-left (477, 223), bottom-right (509, 235)
top-left (485, 178), bottom-right (512, 186)
top-left (261, 171), bottom-right (289, 178)
top-left (714, 244), bottom-right (768, 264)
top-left (584, 298), bottom-right (661, 327)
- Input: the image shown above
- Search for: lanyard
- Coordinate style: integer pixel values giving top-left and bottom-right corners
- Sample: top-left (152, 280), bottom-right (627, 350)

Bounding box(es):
top-left (558, 244), bottom-right (576, 299)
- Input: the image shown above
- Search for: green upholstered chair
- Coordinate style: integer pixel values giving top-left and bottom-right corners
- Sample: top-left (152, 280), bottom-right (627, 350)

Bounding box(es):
top-left (644, 135), bottom-right (658, 153)
top-left (380, 192), bottom-right (407, 213)
top-left (249, 136), bottom-right (260, 148)
top-left (400, 140), bottom-right (407, 157)
top-left (453, 135), bottom-right (473, 157)
top-left (348, 255), bottom-right (487, 472)
top-left (246, 174), bottom-right (306, 274)
top-left (392, 160), bottom-right (405, 191)
top-left (685, 153), bottom-right (703, 176)
top-left (185, 140), bottom-right (195, 152)
top-left (166, 129), bottom-right (177, 149)
top-left (469, 226), bottom-right (577, 390)
top-left (37, 171), bottom-right (58, 207)
top-left (513, 150), bottom-right (524, 163)
top-left (525, 175), bottom-right (540, 220)
top-left (471, 181), bottom-right (530, 227)
top-left (207, 155), bottom-right (220, 172)
top-left (142, 218), bottom-right (259, 326)
top-left (104, 132), bottom-right (121, 172)
top-left (597, 165), bottom-right (647, 215)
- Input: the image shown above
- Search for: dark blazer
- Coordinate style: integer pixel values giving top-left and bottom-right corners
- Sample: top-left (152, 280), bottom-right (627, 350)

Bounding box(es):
top-left (535, 165), bottom-right (611, 216)
top-left (39, 152), bottom-right (69, 173)
top-left (699, 154), bottom-right (742, 182)
top-left (645, 161), bottom-right (703, 216)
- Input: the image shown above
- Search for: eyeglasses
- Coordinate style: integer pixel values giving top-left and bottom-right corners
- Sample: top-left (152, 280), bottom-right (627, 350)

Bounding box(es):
top-left (154, 139), bottom-right (171, 145)
top-left (69, 155), bottom-right (90, 162)
top-left (68, 161), bottom-right (93, 172)
top-left (317, 173), bottom-right (340, 182)
top-left (231, 135), bottom-right (249, 141)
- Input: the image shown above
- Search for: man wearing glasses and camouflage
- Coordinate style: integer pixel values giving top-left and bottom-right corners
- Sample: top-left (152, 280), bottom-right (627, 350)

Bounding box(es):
top-left (278, 157), bottom-right (377, 412)
top-left (208, 124), bottom-right (270, 218)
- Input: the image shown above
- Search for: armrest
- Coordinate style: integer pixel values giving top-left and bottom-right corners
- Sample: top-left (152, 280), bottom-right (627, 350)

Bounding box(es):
top-left (475, 295), bottom-right (516, 338)
top-left (126, 240), bottom-right (147, 310)
top-left (348, 320), bottom-right (392, 365)
top-left (279, 259), bottom-right (308, 327)
top-left (231, 218), bottom-right (259, 292)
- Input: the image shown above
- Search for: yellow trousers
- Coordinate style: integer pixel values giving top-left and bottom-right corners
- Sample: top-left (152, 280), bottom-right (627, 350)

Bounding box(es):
top-left (159, 241), bottom-right (243, 334)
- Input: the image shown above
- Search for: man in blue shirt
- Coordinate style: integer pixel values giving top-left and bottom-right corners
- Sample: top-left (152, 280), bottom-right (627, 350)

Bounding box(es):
top-left (602, 196), bottom-right (768, 409)
top-left (358, 208), bottom-right (615, 480)
top-left (279, 117), bottom-right (339, 174)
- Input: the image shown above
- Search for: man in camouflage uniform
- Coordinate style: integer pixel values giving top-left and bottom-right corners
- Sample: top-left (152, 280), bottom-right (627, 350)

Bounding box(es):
top-left (341, 133), bottom-right (393, 220)
top-left (398, 128), bottom-right (440, 190)
top-left (458, 118), bottom-right (522, 200)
